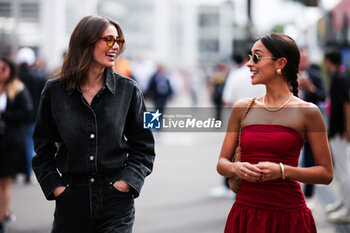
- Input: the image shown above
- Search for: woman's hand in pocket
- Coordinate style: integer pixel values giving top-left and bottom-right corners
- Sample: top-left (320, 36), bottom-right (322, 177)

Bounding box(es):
top-left (113, 180), bottom-right (130, 192)
top-left (53, 186), bottom-right (66, 198)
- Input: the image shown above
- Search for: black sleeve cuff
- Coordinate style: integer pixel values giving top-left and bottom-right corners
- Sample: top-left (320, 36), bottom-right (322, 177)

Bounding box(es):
top-left (39, 172), bottom-right (62, 200)
top-left (118, 167), bottom-right (145, 198)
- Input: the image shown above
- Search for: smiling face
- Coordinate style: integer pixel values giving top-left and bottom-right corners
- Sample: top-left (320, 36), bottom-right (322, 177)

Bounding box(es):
top-left (247, 40), bottom-right (281, 85)
top-left (92, 24), bottom-right (119, 69)
top-left (247, 39), bottom-right (291, 86)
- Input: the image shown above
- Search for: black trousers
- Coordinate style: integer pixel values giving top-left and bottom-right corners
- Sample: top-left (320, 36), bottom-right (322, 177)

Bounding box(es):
top-left (52, 174), bottom-right (134, 233)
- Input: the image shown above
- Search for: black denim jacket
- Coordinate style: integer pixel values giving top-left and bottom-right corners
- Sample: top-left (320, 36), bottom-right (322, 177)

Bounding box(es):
top-left (32, 68), bottom-right (155, 200)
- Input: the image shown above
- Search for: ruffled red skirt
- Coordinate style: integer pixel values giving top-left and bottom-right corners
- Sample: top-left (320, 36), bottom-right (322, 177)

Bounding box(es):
top-left (224, 202), bottom-right (316, 233)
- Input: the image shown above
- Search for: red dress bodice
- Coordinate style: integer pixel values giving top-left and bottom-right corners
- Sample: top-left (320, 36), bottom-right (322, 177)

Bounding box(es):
top-left (237, 124), bottom-right (305, 209)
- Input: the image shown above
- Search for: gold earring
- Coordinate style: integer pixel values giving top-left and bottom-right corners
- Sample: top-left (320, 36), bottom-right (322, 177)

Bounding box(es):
top-left (276, 69), bottom-right (282, 75)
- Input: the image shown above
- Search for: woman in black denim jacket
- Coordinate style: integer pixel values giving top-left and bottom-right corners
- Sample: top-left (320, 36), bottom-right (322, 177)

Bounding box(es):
top-left (32, 16), bottom-right (155, 233)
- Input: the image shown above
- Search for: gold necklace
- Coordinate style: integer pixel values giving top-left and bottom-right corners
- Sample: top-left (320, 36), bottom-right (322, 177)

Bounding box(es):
top-left (263, 94), bottom-right (293, 112)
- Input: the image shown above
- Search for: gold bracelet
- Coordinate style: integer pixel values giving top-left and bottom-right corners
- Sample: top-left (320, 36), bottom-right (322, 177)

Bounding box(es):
top-left (279, 162), bottom-right (285, 180)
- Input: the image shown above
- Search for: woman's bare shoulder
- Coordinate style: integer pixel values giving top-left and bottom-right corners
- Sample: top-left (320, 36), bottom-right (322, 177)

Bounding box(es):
top-left (230, 97), bottom-right (257, 121)
top-left (292, 97), bottom-right (325, 132)
top-left (233, 97), bottom-right (257, 109)
top-left (293, 97), bottom-right (320, 115)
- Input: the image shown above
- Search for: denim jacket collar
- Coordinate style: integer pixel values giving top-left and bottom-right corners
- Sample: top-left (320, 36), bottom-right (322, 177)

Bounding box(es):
top-left (105, 68), bottom-right (116, 94)
top-left (67, 68), bottom-right (116, 95)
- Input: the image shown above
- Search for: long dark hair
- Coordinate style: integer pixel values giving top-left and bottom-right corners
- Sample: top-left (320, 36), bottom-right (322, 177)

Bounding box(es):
top-left (59, 15), bottom-right (125, 91)
top-left (260, 33), bottom-right (300, 96)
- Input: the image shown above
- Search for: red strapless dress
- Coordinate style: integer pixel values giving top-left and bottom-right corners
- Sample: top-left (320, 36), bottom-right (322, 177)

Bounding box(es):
top-left (224, 125), bottom-right (316, 233)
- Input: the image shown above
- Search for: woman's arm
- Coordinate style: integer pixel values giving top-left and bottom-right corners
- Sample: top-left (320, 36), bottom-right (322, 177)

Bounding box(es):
top-left (217, 98), bottom-right (262, 182)
top-left (32, 80), bottom-right (62, 200)
top-left (119, 84), bottom-right (156, 197)
top-left (285, 106), bottom-right (333, 184)
top-left (257, 104), bottom-right (333, 184)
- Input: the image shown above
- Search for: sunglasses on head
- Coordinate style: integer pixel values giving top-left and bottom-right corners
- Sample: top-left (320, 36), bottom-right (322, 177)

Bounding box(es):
top-left (99, 36), bottom-right (125, 47)
top-left (249, 54), bottom-right (277, 64)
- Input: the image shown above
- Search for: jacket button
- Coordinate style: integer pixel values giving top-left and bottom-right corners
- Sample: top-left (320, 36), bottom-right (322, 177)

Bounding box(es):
top-left (90, 178), bottom-right (95, 183)
top-left (90, 156), bottom-right (94, 160)
top-left (90, 134), bottom-right (95, 139)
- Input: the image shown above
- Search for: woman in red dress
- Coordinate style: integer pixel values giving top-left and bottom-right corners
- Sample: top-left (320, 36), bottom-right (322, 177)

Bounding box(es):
top-left (217, 33), bottom-right (333, 233)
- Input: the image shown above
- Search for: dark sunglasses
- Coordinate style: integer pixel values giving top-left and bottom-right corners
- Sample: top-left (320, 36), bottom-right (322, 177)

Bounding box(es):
top-left (249, 54), bottom-right (277, 64)
top-left (99, 36), bottom-right (125, 47)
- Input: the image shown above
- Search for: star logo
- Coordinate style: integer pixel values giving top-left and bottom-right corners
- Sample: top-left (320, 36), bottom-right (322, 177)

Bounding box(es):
top-left (143, 109), bottom-right (162, 129)
top-left (150, 109), bottom-right (162, 122)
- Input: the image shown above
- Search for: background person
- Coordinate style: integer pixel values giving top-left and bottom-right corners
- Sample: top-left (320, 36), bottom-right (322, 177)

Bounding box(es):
top-left (210, 62), bottom-right (229, 121)
top-left (130, 53), bottom-right (156, 93)
top-left (32, 16), bottom-right (155, 233)
top-left (16, 47), bottom-right (47, 184)
top-left (0, 57), bottom-right (33, 233)
top-left (298, 48), bottom-right (326, 209)
top-left (217, 33), bottom-right (333, 233)
top-left (324, 48), bottom-right (350, 222)
top-left (145, 63), bottom-right (173, 114)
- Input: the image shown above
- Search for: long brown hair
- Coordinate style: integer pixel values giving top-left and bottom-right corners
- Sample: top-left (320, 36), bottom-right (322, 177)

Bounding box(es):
top-left (59, 16), bottom-right (125, 91)
top-left (260, 33), bottom-right (300, 96)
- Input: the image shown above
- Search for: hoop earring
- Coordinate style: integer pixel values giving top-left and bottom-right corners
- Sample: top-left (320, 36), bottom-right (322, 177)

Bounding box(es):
top-left (276, 69), bottom-right (282, 75)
